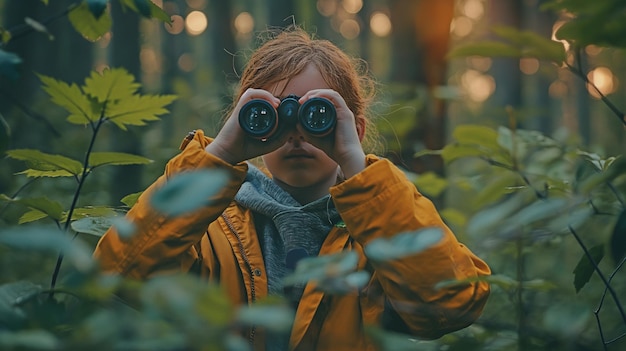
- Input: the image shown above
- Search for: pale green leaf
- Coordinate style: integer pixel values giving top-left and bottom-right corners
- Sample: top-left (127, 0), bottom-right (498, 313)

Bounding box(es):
top-left (106, 94), bottom-right (177, 130)
top-left (439, 208), bottom-right (467, 228)
top-left (472, 171), bottom-right (519, 209)
top-left (0, 196), bottom-right (64, 221)
top-left (0, 48), bottom-right (22, 80)
top-left (24, 17), bottom-right (54, 40)
top-left (0, 225), bottom-right (94, 272)
top-left (364, 227), bottom-right (443, 262)
top-left (453, 125), bottom-right (501, 151)
top-left (18, 209), bottom-right (48, 224)
top-left (150, 169), bottom-right (229, 217)
top-left (414, 172), bottom-right (448, 198)
top-left (68, 2), bottom-right (112, 41)
top-left (492, 26), bottom-right (566, 63)
top-left (283, 251), bottom-right (359, 286)
top-left (6, 149), bottom-right (83, 176)
top-left (236, 304), bottom-right (294, 332)
top-left (68, 206), bottom-right (118, 221)
top-left (0, 330), bottom-right (60, 350)
top-left (120, 192), bottom-right (142, 207)
top-left (315, 270), bottom-right (371, 295)
top-left (38, 74), bottom-right (98, 124)
top-left (82, 68), bottom-right (140, 103)
top-left (0, 281), bottom-right (42, 325)
top-left (440, 143), bottom-right (486, 164)
top-left (71, 215), bottom-right (135, 238)
top-left (88, 152), bottom-right (152, 168)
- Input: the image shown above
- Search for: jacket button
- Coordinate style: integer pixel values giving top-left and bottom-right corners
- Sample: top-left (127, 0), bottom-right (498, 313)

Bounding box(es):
top-left (253, 269), bottom-right (262, 276)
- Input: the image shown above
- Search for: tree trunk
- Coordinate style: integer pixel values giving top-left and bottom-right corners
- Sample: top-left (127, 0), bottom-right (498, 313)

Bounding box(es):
top-left (107, 0), bottom-right (143, 203)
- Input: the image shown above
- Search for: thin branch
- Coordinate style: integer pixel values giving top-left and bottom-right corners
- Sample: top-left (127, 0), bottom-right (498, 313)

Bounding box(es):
top-left (567, 49), bottom-right (626, 127)
top-left (7, 2), bottom-right (79, 43)
top-left (0, 88), bottom-right (61, 138)
top-left (569, 226), bottom-right (626, 325)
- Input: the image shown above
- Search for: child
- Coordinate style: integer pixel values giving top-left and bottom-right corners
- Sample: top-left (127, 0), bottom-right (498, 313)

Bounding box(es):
top-left (94, 26), bottom-right (490, 351)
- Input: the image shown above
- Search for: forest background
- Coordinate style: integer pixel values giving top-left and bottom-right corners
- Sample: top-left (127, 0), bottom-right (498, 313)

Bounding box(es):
top-left (0, 0), bottom-right (625, 350)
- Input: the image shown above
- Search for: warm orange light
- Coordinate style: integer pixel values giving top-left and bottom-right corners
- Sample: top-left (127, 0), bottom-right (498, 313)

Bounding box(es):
top-left (186, 10), bottom-right (208, 36)
top-left (520, 58), bottom-right (539, 75)
top-left (549, 80), bottom-right (568, 98)
top-left (140, 48), bottom-right (160, 74)
top-left (342, 0), bottom-right (363, 14)
top-left (317, 0), bottom-right (337, 17)
top-left (450, 16), bottom-right (473, 37)
top-left (587, 66), bottom-right (617, 98)
top-left (468, 56), bottom-right (492, 72)
top-left (463, 0), bottom-right (484, 20)
top-left (461, 69), bottom-right (495, 102)
top-left (339, 19), bottom-right (360, 39)
top-left (234, 12), bottom-right (254, 35)
top-left (585, 45), bottom-right (602, 56)
top-left (165, 15), bottom-right (185, 35)
top-left (185, 0), bottom-right (206, 10)
top-left (370, 12), bottom-right (391, 37)
top-left (178, 53), bottom-right (195, 72)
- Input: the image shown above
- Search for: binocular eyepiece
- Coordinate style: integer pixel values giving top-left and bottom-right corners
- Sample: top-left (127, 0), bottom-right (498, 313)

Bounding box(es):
top-left (238, 95), bottom-right (336, 140)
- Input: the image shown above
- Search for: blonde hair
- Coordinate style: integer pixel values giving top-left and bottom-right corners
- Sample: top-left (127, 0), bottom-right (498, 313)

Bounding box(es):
top-left (232, 26), bottom-right (380, 152)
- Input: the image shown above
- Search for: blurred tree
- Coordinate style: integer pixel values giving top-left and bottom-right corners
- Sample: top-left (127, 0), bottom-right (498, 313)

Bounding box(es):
top-left (387, 0), bottom-right (455, 185)
top-left (108, 0), bottom-right (143, 203)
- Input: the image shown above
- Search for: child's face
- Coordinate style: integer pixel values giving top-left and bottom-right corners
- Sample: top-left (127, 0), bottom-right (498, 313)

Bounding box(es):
top-left (261, 64), bottom-right (340, 192)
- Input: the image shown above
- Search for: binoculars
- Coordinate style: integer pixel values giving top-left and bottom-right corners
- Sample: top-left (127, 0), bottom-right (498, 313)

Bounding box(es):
top-left (238, 95), bottom-right (336, 140)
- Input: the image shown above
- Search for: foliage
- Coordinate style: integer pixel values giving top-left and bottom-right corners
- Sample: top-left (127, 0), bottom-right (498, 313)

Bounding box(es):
top-left (0, 0), bottom-right (171, 80)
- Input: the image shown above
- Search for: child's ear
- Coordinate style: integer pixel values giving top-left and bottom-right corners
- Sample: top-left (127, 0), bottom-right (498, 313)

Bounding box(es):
top-left (356, 117), bottom-right (366, 141)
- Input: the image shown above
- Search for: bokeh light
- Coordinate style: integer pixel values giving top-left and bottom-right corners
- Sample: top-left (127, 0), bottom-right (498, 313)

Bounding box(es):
top-left (520, 58), bottom-right (539, 75)
top-left (468, 56), bottom-right (492, 72)
top-left (585, 45), bottom-right (602, 56)
top-left (165, 15), bottom-right (185, 35)
top-left (370, 12), bottom-right (392, 37)
top-left (549, 80), bottom-right (568, 98)
top-left (186, 11), bottom-right (208, 36)
top-left (463, 0), bottom-right (484, 20)
top-left (178, 53), bottom-right (195, 72)
top-left (587, 66), bottom-right (617, 98)
top-left (317, 0), bottom-right (337, 17)
top-left (461, 69), bottom-right (495, 102)
top-left (450, 16), bottom-right (473, 37)
top-left (339, 19), bottom-right (360, 40)
top-left (140, 47), bottom-right (160, 74)
top-left (234, 12), bottom-right (254, 35)
top-left (342, 0), bottom-right (363, 14)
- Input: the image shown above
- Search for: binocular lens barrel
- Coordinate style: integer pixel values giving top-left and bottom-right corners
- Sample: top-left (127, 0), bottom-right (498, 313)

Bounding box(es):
top-left (238, 96), bottom-right (336, 140)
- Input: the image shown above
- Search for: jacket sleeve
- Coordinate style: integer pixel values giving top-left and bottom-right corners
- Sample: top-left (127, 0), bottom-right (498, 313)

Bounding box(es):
top-left (93, 129), bottom-right (248, 279)
top-left (329, 155), bottom-right (491, 339)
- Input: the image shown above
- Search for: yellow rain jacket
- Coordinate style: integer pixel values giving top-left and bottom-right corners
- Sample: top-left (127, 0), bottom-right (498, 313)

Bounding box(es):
top-left (94, 129), bottom-right (491, 351)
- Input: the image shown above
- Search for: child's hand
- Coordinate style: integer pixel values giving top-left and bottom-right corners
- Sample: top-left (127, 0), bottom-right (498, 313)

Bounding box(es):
top-left (298, 89), bottom-right (366, 178)
top-left (205, 88), bottom-right (285, 164)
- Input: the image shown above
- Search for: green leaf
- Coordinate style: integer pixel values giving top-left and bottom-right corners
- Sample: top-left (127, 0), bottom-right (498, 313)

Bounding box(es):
top-left (82, 68), bottom-right (140, 104)
top-left (0, 49), bottom-right (22, 80)
top-left (453, 125), bottom-right (501, 151)
top-left (71, 215), bottom-right (116, 237)
top-left (492, 26), bottom-right (566, 63)
top-left (0, 225), bottom-right (94, 272)
top-left (0, 330), bottom-right (60, 350)
top-left (18, 209), bottom-right (49, 224)
top-left (0, 28), bottom-right (12, 44)
top-left (68, 1), bottom-right (112, 41)
top-left (24, 17), bottom-right (54, 40)
top-left (38, 74), bottom-right (98, 124)
top-left (88, 152), bottom-right (152, 169)
top-left (236, 304), bottom-right (294, 332)
top-left (364, 227), bottom-right (443, 262)
top-left (0, 195), bottom-right (64, 221)
top-left (105, 94), bottom-right (177, 130)
top-left (440, 143), bottom-right (486, 164)
top-left (133, 0), bottom-right (152, 17)
top-left (150, 169), bottom-right (229, 217)
top-left (6, 149), bottom-right (83, 177)
top-left (119, 0), bottom-right (171, 23)
top-left (147, 0), bottom-right (172, 23)
top-left (573, 245), bottom-right (604, 293)
top-left (0, 281), bottom-right (42, 326)
top-left (610, 209), bottom-right (626, 264)
top-left (414, 172), bottom-right (448, 198)
top-left (68, 206), bottom-right (118, 221)
top-left (120, 192), bottom-right (142, 207)
top-left (578, 156), bottom-right (626, 194)
top-left (87, 0), bottom-right (108, 19)
top-left (283, 251), bottom-right (359, 287)
top-left (472, 171), bottom-right (519, 209)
